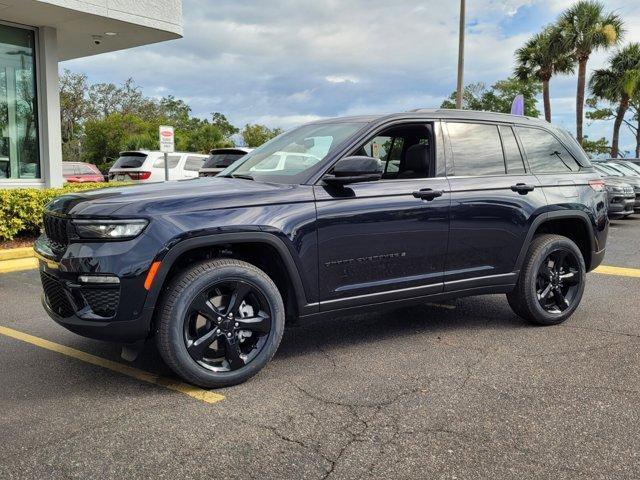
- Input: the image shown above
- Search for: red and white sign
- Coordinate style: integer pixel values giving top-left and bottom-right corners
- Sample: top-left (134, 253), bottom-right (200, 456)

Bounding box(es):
top-left (159, 125), bottom-right (174, 153)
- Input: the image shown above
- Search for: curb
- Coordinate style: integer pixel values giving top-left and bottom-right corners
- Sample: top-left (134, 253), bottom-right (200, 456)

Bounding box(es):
top-left (0, 257), bottom-right (38, 274)
top-left (0, 247), bottom-right (35, 261)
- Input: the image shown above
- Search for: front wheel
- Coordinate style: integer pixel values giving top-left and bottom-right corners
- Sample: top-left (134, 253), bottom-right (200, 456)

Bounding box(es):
top-left (507, 234), bottom-right (586, 326)
top-left (156, 258), bottom-right (285, 388)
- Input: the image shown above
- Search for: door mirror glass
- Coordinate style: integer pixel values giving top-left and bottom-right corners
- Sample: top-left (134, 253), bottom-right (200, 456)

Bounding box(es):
top-left (324, 156), bottom-right (382, 185)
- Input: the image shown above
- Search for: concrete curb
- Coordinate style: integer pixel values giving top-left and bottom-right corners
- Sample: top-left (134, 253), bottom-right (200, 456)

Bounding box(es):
top-left (0, 247), bottom-right (35, 261)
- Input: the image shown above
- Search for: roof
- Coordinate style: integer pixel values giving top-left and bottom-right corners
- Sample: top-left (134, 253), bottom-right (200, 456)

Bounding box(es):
top-left (313, 109), bottom-right (549, 126)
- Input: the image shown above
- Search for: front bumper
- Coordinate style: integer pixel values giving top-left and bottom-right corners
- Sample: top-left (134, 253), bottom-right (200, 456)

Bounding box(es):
top-left (608, 195), bottom-right (635, 218)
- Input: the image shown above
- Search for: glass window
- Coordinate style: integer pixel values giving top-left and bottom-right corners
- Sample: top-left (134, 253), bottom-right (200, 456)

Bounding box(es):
top-left (609, 162), bottom-right (640, 176)
top-left (112, 154), bottom-right (147, 169)
top-left (0, 24), bottom-right (39, 179)
top-left (184, 155), bottom-right (205, 171)
top-left (517, 127), bottom-right (581, 173)
top-left (78, 163), bottom-right (97, 174)
top-left (153, 155), bottom-right (181, 169)
top-left (499, 126), bottom-right (526, 174)
top-left (361, 135), bottom-right (404, 174)
top-left (62, 163), bottom-right (76, 175)
top-left (222, 122), bottom-right (366, 183)
top-left (203, 153), bottom-right (245, 169)
top-left (447, 122), bottom-right (506, 176)
top-left (617, 161), bottom-right (640, 175)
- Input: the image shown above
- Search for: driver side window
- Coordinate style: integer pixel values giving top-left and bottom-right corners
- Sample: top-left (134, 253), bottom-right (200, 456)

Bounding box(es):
top-left (354, 123), bottom-right (434, 180)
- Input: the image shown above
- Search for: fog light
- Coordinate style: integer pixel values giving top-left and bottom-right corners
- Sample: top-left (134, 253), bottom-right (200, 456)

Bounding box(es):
top-left (78, 275), bottom-right (120, 284)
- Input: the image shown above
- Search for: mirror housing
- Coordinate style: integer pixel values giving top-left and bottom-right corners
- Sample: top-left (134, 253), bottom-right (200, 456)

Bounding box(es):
top-left (323, 156), bottom-right (382, 185)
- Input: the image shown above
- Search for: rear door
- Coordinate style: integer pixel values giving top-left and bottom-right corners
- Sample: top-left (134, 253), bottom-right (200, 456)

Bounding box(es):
top-left (444, 122), bottom-right (547, 290)
top-left (314, 121), bottom-right (451, 310)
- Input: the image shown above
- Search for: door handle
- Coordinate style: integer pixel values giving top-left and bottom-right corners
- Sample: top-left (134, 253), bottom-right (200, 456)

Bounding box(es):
top-left (413, 188), bottom-right (444, 201)
top-left (510, 183), bottom-right (535, 194)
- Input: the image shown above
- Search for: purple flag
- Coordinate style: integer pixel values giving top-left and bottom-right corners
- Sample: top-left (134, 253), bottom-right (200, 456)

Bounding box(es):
top-left (511, 94), bottom-right (525, 116)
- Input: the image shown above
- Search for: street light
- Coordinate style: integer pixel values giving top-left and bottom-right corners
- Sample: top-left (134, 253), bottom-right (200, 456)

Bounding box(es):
top-left (455, 0), bottom-right (466, 109)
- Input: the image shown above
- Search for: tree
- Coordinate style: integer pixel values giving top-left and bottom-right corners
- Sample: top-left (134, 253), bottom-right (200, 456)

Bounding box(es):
top-left (59, 70), bottom-right (90, 160)
top-left (559, 0), bottom-right (624, 143)
top-left (587, 95), bottom-right (640, 158)
top-left (211, 112), bottom-right (239, 138)
top-left (441, 77), bottom-right (541, 117)
top-left (241, 124), bottom-right (283, 148)
top-left (581, 135), bottom-right (611, 156)
top-left (589, 43), bottom-right (640, 157)
top-left (515, 26), bottom-right (574, 122)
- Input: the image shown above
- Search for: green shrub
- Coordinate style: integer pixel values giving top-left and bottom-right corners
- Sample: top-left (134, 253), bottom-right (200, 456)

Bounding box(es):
top-left (0, 182), bottom-right (130, 242)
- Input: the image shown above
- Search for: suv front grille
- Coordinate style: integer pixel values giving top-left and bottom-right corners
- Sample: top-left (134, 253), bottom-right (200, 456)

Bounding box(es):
top-left (41, 272), bottom-right (75, 318)
top-left (43, 214), bottom-right (69, 250)
top-left (81, 288), bottom-right (120, 317)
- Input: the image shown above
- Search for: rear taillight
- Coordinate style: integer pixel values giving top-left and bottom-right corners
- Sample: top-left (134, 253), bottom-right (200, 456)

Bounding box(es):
top-left (128, 171), bottom-right (151, 180)
top-left (589, 179), bottom-right (605, 191)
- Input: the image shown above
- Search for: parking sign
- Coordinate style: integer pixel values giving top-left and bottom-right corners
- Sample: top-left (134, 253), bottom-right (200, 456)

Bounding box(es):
top-left (159, 125), bottom-right (174, 153)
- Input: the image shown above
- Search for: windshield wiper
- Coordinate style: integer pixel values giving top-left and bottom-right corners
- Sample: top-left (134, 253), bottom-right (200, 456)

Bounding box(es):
top-left (230, 173), bottom-right (255, 181)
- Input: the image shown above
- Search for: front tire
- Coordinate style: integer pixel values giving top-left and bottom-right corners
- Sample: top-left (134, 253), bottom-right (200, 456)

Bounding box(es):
top-left (156, 258), bottom-right (285, 388)
top-left (507, 234), bottom-right (586, 326)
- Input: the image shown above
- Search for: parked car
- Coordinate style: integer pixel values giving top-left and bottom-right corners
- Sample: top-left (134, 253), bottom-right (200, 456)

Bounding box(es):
top-left (62, 162), bottom-right (105, 183)
top-left (36, 110), bottom-right (608, 388)
top-left (199, 148), bottom-right (252, 177)
top-left (108, 151), bottom-right (208, 183)
top-left (603, 177), bottom-right (635, 218)
top-left (593, 162), bottom-right (640, 213)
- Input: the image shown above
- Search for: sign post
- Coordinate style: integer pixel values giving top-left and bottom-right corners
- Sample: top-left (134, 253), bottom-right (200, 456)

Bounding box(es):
top-left (159, 125), bottom-right (175, 181)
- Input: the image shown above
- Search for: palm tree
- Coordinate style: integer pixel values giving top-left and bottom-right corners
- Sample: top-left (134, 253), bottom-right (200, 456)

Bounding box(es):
top-left (559, 0), bottom-right (624, 143)
top-left (590, 43), bottom-right (640, 158)
top-left (515, 26), bottom-right (574, 122)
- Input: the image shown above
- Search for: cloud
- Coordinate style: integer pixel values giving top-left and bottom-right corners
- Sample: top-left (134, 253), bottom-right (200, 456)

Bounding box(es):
top-left (61, 0), bottom-right (640, 153)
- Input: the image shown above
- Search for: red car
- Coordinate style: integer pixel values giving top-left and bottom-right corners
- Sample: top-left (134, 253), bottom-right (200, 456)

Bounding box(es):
top-left (63, 162), bottom-right (105, 183)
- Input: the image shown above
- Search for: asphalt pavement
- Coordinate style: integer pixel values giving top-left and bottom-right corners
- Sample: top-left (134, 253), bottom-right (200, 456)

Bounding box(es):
top-left (1, 218), bottom-right (639, 479)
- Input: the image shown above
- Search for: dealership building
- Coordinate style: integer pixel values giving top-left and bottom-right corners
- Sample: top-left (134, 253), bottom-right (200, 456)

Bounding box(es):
top-left (0, 0), bottom-right (182, 188)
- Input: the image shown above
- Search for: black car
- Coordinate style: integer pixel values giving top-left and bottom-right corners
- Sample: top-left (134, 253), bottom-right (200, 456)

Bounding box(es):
top-left (35, 110), bottom-right (608, 388)
top-left (198, 148), bottom-right (252, 177)
top-left (593, 161), bottom-right (640, 212)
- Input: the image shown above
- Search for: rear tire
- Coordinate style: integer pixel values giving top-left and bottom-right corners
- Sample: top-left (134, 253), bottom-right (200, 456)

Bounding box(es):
top-left (507, 234), bottom-right (586, 326)
top-left (156, 258), bottom-right (285, 388)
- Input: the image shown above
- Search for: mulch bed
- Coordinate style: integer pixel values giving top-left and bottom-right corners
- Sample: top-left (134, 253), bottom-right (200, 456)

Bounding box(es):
top-left (0, 236), bottom-right (37, 250)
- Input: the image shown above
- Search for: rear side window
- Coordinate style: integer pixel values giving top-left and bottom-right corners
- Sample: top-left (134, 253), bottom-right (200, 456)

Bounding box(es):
top-left (78, 164), bottom-right (97, 174)
top-left (184, 156), bottom-right (205, 171)
top-left (499, 126), bottom-right (526, 174)
top-left (517, 127), bottom-right (580, 173)
top-left (112, 154), bottom-right (147, 169)
top-left (447, 122), bottom-right (506, 176)
top-left (62, 164), bottom-right (76, 175)
top-left (153, 155), bottom-right (181, 169)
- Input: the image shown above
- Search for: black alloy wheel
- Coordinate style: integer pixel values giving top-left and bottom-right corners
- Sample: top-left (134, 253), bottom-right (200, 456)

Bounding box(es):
top-left (535, 249), bottom-right (581, 314)
top-left (184, 280), bottom-right (272, 372)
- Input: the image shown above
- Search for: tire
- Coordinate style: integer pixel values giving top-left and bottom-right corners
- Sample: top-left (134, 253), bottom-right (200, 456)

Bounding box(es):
top-left (156, 258), bottom-right (285, 388)
top-left (507, 234), bottom-right (586, 326)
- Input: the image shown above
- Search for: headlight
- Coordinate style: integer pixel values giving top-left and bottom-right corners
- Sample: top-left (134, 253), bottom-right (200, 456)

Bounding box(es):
top-left (606, 186), bottom-right (622, 193)
top-left (73, 219), bottom-right (148, 239)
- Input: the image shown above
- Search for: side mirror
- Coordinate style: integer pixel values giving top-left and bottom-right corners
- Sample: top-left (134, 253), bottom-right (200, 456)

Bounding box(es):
top-left (323, 156), bottom-right (382, 185)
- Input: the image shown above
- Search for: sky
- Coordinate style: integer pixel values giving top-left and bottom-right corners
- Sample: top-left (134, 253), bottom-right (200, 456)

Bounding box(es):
top-left (62, 0), bottom-right (640, 154)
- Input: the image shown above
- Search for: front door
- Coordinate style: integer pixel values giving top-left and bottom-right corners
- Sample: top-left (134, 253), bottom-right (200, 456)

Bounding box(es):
top-left (314, 122), bottom-right (451, 310)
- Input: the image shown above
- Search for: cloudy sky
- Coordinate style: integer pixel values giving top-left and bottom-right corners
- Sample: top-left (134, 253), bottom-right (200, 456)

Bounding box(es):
top-left (62, 0), bottom-right (640, 153)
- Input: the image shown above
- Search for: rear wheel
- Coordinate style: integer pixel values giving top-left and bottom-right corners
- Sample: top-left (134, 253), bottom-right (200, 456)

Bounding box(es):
top-left (507, 234), bottom-right (586, 325)
top-left (156, 258), bottom-right (285, 388)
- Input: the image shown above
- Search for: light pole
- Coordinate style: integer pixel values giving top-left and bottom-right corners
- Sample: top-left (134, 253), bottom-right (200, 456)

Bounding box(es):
top-left (455, 0), bottom-right (466, 109)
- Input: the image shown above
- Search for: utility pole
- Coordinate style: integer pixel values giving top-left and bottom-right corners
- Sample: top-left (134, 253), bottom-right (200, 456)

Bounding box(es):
top-left (455, 0), bottom-right (466, 109)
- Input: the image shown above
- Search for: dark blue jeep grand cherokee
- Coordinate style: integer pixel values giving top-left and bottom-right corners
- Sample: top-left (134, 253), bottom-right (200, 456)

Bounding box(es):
top-left (36, 110), bottom-right (608, 387)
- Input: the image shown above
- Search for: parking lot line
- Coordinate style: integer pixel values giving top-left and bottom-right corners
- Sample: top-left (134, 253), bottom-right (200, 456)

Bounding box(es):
top-left (594, 265), bottom-right (640, 278)
top-left (0, 326), bottom-right (225, 404)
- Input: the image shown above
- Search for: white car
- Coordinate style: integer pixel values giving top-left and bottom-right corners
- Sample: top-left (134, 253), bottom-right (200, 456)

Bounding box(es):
top-left (108, 150), bottom-right (208, 183)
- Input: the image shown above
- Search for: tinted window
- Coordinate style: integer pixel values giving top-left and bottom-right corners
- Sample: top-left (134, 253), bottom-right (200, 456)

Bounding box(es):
top-left (203, 153), bottom-right (245, 169)
top-left (499, 126), bottom-right (525, 174)
top-left (184, 156), bottom-right (205, 171)
top-left (517, 127), bottom-right (580, 173)
top-left (448, 122), bottom-right (505, 176)
top-left (153, 155), bottom-right (181, 169)
top-left (112, 154), bottom-right (147, 169)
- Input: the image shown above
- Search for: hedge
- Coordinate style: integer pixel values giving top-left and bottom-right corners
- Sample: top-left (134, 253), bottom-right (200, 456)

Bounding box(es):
top-left (0, 182), bottom-right (130, 242)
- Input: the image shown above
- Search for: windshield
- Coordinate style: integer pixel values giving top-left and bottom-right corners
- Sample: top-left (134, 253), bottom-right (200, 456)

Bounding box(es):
top-left (611, 162), bottom-right (640, 176)
top-left (203, 153), bottom-right (246, 169)
top-left (595, 163), bottom-right (622, 177)
top-left (221, 122), bottom-right (366, 183)
top-left (619, 161), bottom-right (640, 175)
top-left (112, 154), bottom-right (147, 169)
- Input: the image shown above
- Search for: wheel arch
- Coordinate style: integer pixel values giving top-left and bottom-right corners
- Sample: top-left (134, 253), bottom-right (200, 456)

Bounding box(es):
top-left (143, 232), bottom-right (315, 322)
top-left (515, 211), bottom-right (597, 272)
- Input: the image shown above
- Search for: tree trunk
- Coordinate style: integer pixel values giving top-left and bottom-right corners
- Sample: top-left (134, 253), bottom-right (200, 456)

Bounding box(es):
top-left (542, 79), bottom-right (551, 122)
top-left (611, 96), bottom-right (629, 158)
top-left (576, 57), bottom-right (588, 144)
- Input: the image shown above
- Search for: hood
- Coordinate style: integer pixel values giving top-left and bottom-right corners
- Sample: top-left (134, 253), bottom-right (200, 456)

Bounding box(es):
top-left (46, 177), bottom-right (314, 217)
